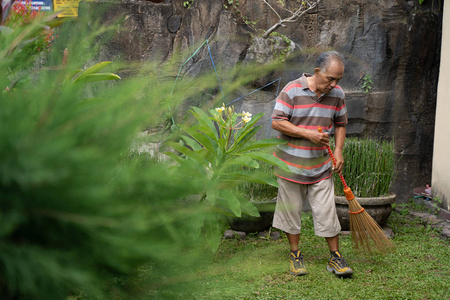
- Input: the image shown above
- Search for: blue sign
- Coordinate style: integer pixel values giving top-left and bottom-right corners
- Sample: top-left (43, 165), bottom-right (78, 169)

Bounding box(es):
top-left (17, 0), bottom-right (53, 12)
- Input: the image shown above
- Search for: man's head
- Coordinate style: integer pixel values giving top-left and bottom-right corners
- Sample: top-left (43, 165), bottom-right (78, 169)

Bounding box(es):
top-left (313, 51), bottom-right (344, 94)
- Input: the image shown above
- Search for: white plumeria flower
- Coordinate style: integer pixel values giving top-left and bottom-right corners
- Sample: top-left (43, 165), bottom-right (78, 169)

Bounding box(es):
top-left (242, 116), bottom-right (252, 123)
top-left (215, 106), bottom-right (225, 113)
top-left (242, 111), bottom-right (252, 117)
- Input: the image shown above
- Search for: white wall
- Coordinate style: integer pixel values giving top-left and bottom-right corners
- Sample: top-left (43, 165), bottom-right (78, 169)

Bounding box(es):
top-left (432, 0), bottom-right (450, 210)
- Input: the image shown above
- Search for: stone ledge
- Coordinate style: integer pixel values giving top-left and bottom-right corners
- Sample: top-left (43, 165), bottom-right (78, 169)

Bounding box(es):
top-left (224, 229), bottom-right (246, 240)
top-left (421, 200), bottom-right (450, 221)
top-left (399, 199), bottom-right (450, 240)
top-left (223, 229), bottom-right (281, 241)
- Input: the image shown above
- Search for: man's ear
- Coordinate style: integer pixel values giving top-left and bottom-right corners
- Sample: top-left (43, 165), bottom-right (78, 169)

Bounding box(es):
top-left (314, 68), bottom-right (321, 76)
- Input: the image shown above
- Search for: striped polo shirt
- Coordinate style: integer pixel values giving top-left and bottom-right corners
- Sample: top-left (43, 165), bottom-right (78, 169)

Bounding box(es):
top-left (271, 73), bottom-right (348, 184)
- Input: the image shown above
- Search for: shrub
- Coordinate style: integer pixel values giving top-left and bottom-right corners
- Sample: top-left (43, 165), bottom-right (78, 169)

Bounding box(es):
top-left (0, 9), bottom-right (221, 298)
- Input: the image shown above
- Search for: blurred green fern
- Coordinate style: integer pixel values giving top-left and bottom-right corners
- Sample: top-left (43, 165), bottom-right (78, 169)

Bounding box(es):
top-left (0, 6), bottom-right (227, 299)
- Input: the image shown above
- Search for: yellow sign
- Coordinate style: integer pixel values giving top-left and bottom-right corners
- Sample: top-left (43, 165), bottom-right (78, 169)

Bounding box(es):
top-left (53, 0), bottom-right (79, 17)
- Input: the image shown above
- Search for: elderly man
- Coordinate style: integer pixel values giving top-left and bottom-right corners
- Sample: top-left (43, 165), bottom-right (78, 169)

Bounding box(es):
top-left (271, 51), bottom-right (353, 277)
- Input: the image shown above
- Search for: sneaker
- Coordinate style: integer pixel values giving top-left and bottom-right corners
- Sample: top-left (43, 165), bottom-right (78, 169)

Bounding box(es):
top-left (327, 251), bottom-right (353, 276)
top-left (289, 250), bottom-right (308, 276)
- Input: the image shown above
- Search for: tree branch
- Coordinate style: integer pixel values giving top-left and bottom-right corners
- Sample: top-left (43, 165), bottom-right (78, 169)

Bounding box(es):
top-left (262, 0), bottom-right (321, 39)
top-left (263, 0), bottom-right (282, 22)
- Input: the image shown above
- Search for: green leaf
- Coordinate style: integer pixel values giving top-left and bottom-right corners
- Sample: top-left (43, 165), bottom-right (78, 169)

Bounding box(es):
top-left (221, 171), bottom-right (278, 187)
top-left (180, 135), bottom-right (202, 151)
top-left (239, 199), bottom-right (260, 217)
top-left (206, 181), bottom-right (218, 205)
top-left (165, 141), bottom-right (210, 168)
top-left (182, 126), bottom-right (218, 155)
top-left (231, 126), bottom-right (261, 153)
top-left (213, 197), bottom-right (235, 217)
top-left (222, 156), bottom-right (259, 169)
top-left (235, 112), bottom-right (264, 141)
top-left (163, 151), bottom-right (185, 164)
top-left (75, 61), bottom-right (113, 80)
top-left (204, 215), bottom-right (222, 252)
top-left (188, 213), bottom-right (205, 240)
top-left (242, 152), bottom-right (290, 172)
top-left (221, 190), bottom-right (241, 217)
top-left (64, 69), bottom-right (82, 84)
top-left (164, 151), bottom-right (207, 177)
top-left (238, 138), bottom-right (287, 152)
top-left (190, 107), bottom-right (218, 140)
top-left (198, 148), bottom-right (217, 166)
top-left (191, 123), bottom-right (217, 140)
top-left (72, 73), bottom-right (121, 84)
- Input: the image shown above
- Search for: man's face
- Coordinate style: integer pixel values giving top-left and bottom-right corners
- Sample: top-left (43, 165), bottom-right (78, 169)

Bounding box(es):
top-left (314, 59), bottom-right (344, 94)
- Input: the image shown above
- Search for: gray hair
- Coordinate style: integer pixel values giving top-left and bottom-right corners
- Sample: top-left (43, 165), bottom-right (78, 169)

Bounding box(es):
top-left (315, 51), bottom-right (344, 71)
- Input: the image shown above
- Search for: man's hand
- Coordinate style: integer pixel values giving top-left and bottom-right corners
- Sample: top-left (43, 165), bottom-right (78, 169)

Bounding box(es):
top-left (272, 121), bottom-right (331, 146)
top-left (333, 149), bottom-right (344, 173)
top-left (308, 131), bottom-right (330, 146)
top-left (333, 125), bottom-right (346, 174)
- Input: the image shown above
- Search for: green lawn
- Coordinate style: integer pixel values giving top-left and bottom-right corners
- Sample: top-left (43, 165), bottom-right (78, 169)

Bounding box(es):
top-left (118, 205), bottom-right (450, 299)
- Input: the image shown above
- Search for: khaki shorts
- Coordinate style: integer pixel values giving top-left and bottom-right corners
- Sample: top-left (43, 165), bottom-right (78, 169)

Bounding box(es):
top-left (272, 176), bottom-right (341, 237)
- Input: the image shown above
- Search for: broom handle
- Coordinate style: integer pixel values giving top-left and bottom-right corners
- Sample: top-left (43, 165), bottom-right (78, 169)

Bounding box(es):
top-left (317, 127), bottom-right (348, 189)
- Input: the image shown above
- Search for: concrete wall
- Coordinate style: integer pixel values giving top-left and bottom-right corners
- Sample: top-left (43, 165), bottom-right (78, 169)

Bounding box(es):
top-left (432, 0), bottom-right (450, 210)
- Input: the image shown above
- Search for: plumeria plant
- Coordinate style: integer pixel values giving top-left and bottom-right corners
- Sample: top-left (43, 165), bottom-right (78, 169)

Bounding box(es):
top-left (166, 104), bottom-right (289, 250)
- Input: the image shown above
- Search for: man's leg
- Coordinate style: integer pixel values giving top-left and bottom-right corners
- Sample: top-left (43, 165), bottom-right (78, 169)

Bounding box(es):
top-left (273, 178), bottom-right (304, 235)
top-left (272, 178), bottom-right (307, 276)
top-left (326, 234), bottom-right (353, 276)
top-left (325, 234), bottom-right (339, 252)
top-left (307, 178), bottom-right (352, 276)
top-left (287, 233), bottom-right (300, 251)
top-left (286, 232), bottom-right (307, 276)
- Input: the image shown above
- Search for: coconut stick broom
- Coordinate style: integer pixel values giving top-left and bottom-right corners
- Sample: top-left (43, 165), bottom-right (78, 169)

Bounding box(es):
top-left (318, 127), bottom-right (393, 252)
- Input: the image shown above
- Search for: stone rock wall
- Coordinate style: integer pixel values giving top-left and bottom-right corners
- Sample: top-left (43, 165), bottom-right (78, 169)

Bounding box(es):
top-left (80, 0), bottom-right (443, 201)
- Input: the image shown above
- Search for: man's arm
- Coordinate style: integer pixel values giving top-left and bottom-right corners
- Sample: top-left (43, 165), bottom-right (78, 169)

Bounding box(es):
top-left (333, 125), bottom-right (346, 173)
top-left (271, 120), bottom-right (330, 146)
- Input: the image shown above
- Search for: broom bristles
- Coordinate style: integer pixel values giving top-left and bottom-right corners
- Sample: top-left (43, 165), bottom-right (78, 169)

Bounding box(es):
top-left (346, 189), bottom-right (394, 252)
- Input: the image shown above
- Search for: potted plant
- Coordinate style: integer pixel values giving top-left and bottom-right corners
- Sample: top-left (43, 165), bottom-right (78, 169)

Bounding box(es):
top-left (333, 138), bottom-right (397, 230)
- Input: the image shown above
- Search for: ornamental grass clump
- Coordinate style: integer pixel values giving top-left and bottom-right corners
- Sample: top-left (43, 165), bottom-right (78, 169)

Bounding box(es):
top-left (334, 138), bottom-right (397, 198)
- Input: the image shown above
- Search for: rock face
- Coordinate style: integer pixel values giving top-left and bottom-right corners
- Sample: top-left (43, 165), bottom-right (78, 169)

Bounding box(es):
top-left (80, 0), bottom-right (442, 201)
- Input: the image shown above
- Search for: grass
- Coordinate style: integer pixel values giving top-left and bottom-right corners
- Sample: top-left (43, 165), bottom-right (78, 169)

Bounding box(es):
top-left (123, 205), bottom-right (450, 299)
